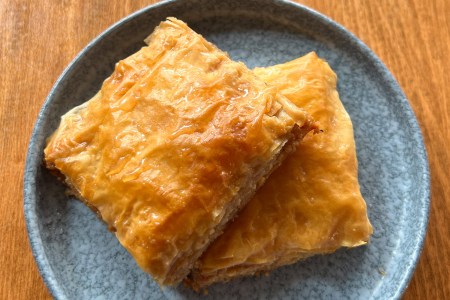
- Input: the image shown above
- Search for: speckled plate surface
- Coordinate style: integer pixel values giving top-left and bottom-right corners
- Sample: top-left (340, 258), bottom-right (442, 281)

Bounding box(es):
top-left (24, 0), bottom-right (430, 299)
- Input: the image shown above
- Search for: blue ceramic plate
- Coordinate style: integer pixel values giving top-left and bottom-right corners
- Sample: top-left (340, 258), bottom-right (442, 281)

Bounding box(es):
top-left (24, 0), bottom-right (430, 299)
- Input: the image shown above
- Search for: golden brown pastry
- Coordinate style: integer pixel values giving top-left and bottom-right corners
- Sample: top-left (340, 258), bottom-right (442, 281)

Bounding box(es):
top-left (188, 52), bottom-right (373, 288)
top-left (44, 18), bottom-right (315, 286)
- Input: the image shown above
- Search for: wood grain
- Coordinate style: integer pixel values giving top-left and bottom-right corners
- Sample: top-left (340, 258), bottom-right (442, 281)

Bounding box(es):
top-left (0, 0), bottom-right (448, 299)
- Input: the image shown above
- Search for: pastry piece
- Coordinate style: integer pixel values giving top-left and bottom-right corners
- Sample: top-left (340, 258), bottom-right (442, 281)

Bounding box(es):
top-left (44, 18), bottom-right (316, 286)
top-left (188, 52), bottom-right (373, 288)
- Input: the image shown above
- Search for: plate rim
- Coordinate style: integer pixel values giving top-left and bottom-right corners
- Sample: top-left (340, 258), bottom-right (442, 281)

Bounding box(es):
top-left (23, 0), bottom-right (430, 299)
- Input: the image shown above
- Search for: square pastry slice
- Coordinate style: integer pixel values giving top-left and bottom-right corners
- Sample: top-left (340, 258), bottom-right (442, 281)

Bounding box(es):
top-left (188, 53), bottom-right (373, 288)
top-left (44, 18), bottom-right (315, 286)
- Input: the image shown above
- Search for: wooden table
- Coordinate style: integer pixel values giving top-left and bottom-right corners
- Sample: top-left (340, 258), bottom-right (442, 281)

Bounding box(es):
top-left (1, 0), bottom-right (448, 299)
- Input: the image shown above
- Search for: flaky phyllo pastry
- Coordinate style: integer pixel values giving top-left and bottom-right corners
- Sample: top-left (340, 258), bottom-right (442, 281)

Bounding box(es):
top-left (44, 18), bottom-right (316, 285)
top-left (188, 53), bottom-right (373, 288)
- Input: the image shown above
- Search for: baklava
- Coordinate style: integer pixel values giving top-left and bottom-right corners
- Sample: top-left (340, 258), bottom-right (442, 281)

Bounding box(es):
top-left (188, 52), bottom-right (373, 288)
top-left (44, 18), bottom-right (315, 286)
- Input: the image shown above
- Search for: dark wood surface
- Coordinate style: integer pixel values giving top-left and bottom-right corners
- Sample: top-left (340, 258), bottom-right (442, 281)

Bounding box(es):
top-left (1, 0), bottom-right (448, 299)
